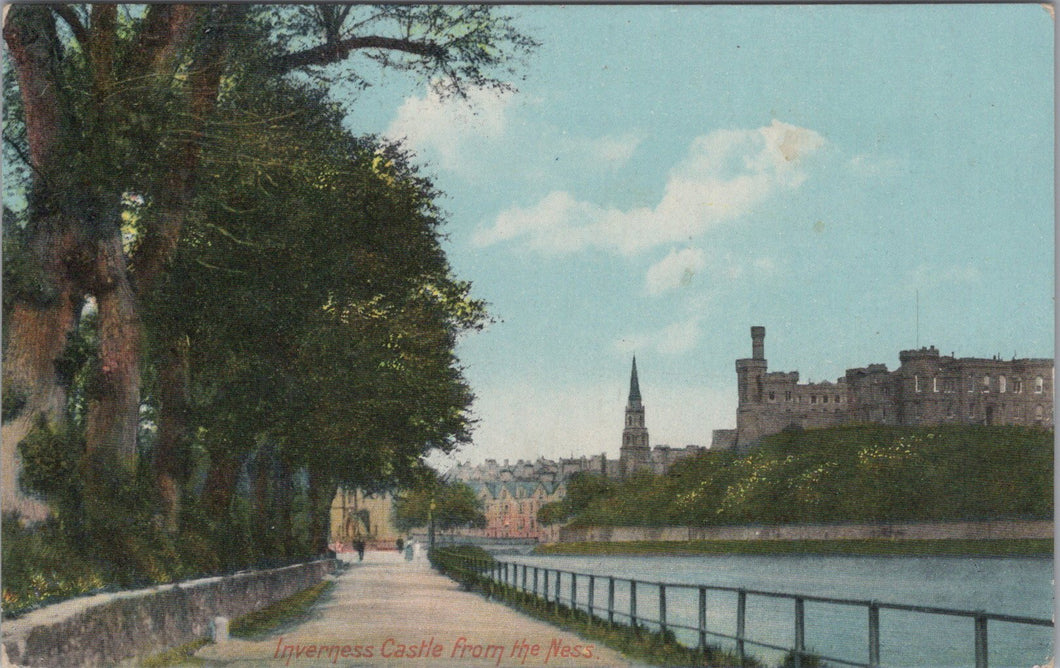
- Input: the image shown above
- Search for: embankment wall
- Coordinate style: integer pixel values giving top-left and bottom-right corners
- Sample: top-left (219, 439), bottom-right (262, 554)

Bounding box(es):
top-left (558, 520), bottom-right (1053, 543)
top-left (2, 559), bottom-right (336, 667)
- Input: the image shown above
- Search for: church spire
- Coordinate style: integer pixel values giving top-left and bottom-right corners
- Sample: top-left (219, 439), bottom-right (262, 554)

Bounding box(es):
top-left (629, 356), bottom-right (642, 404)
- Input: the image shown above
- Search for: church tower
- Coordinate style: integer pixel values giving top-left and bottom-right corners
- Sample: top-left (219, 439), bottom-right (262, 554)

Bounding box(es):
top-left (620, 357), bottom-right (652, 477)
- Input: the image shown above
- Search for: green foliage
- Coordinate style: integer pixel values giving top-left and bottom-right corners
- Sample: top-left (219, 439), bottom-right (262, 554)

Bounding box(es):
top-left (394, 479), bottom-right (486, 532)
top-left (3, 3), bottom-right (533, 615)
top-left (566, 426), bottom-right (1053, 527)
top-left (18, 420), bottom-right (83, 511)
top-left (538, 472), bottom-right (615, 525)
top-left (1, 516), bottom-right (105, 617)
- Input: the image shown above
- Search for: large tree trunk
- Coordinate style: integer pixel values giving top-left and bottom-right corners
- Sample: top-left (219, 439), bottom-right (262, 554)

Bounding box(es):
top-left (306, 468), bottom-right (338, 556)
top-left (2, 7), bottom-right (74, 521)
top-left (1, 288), bottom-right (78, 520)
top-left (202, 449), bottom-right (240, 519)
top-left (154, 337), bottom-right (190, 532)
top-left (83, 235), bottom-right (141, 469)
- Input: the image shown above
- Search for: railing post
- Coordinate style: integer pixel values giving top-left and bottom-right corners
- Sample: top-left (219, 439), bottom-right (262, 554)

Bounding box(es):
top-left (533, 567), bottom-right (539, 598)
top-left (587, 575), bottom-right (596, 624)
top-left (868, 602), bottom-right (880, 667)
top-left (543, 569), bottom-right (549, 603)
top-left (522, 564), bottom-right (527, 595)
top-left (630, 580), bottom-right (638, 628)
top-left (794, 597), bottom-right (805, 668)
top-left (736, 589), bottom-right (747, 665)
top-left (554, 570), bottom-right (561, 613)
top-left (608, 577), bottom-right (616, 626)
top-left (571, 573), bottom-right (577, 614)
top-left (659, 584), bottom-right (667, 635)
top-left (698, 586), bottom-right (707, 652)
top-left (974, 614), bottom-right (989, 668)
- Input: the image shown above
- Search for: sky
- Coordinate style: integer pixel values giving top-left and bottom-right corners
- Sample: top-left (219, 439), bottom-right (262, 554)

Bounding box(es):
top-left (342, 5), bottom-right (1055, 468)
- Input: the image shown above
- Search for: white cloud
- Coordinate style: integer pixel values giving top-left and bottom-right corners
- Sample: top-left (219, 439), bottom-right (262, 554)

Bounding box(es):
top-left (645, 247), bottom-right (707, 295)
top-left (385, 85), bottom-right (514, 172)
top-left (475, 120), bottom-right (826, 255)
top-left (615, 316), bottom-right (702, 356)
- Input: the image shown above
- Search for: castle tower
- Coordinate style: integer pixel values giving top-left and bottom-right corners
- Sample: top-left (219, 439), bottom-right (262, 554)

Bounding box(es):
top-left (736, 326), bottom-right (768, 405)
top-left (734, 326), bottom-right (769, 447)
top-left (620, 356), bottom-right (652, 477)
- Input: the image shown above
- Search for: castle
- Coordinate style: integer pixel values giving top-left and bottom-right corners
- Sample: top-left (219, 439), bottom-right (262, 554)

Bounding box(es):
top-left (711, 326), bottom-right (1054, 450)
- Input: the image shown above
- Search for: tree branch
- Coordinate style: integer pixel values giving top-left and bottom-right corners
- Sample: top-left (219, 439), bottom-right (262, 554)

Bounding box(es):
top-left (125, 4), bottom-right (199, 78)
top-left (266, 35), bottom-right (445, 74)
top-left (52, 5), bottom-right (89, 48)
top-left (3, 6), bottom-right (63, 170)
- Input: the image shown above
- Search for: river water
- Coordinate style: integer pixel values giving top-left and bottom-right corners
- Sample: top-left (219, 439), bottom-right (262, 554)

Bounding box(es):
top-left (499, 554), bottom-right (1054, 668)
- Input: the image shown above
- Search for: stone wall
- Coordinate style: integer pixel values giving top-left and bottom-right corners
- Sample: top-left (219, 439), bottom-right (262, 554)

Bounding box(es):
top-left (558, 520), bottom-right (1053, 543)
top-left (3, 559), bottom-right (336, 667)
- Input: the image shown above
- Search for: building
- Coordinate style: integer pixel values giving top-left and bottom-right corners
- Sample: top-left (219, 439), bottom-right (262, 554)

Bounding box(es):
top-left (711, 326), bottom-right (1054, 450)
top-left (619, 356), bottom-right (652, 477)
top-left (329, 488), bottom-right (403, 551)
top-left (456, 480), bottom-right (566, 541)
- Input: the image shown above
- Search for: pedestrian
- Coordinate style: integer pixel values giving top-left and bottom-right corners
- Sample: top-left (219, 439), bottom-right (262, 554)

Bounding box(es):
top-left (404, 541), bottom-right (414, 561)
top-left (354, 539), bottom-right (365, 562)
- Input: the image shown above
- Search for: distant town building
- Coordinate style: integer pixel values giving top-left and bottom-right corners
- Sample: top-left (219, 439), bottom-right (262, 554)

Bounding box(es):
top-left (620, 356), bottom-right (652, 477)
top-left (712, 326), bottom-right (1055, 450)
top-left (444, 358), bottom-right (707, 540)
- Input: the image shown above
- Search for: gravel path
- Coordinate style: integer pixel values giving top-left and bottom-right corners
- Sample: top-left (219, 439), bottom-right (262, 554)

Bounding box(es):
top-left (193, 550), bottom-right (641, 667)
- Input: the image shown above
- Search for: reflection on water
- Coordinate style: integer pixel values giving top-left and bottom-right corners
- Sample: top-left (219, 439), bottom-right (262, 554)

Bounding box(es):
top-left (502, 554), bottom-right (1054, 668)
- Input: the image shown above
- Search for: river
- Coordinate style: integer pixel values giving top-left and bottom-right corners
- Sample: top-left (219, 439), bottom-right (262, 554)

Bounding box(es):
top-left (498, 553), bottom-right (1053, 668)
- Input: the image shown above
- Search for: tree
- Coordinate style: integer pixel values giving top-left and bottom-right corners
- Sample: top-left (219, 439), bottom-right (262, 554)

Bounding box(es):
top-left (3, 4), bottom-right (535, 519)
top-left (537, 472), bottom-right (615, 526)
top-left (394, 478), bottom-right (485, 534)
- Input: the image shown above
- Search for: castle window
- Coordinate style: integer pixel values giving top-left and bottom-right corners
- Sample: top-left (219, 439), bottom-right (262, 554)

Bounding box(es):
top-left (933, 377), bottom-right (939, 393)
top-left (943, 379), bottom-right (955, 393)
top-left (1013, 379), bottom-right (1023, 393)
top-left (1035, 404), bottom-right (1044, 423)
top-left (785, 391), bottom-right (792, 401)
top-left (768, 391), bottom-right (776, 402)
top-left (811, 395), bottom-right (817, 404)
top-left (982, 375), bottom-right (991, 392)
top-left (914, 375), bottom-right (921, 392)
top-left (968, 377), bottom-right (976, 393)
top-left (1035, 376), bottom-right (1044, 393)
top-left (999, 376), bottom-right (1006, 393)
top-left (823, 395), bottom-right (829, 404)
top-left (836, 395), bottom-right (841, 403)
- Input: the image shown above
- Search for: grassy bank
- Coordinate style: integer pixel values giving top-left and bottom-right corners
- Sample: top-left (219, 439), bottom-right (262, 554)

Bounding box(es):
top-left (537, 538), bottom-right (1053, 558)
top-left (550, 426), bottom-right (1052, 529)
top-left (430, 547), bottom-right (758, 667)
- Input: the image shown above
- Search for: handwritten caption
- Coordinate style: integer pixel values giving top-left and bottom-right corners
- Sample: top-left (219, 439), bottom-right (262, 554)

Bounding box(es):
top-left (273, 636), bottom-right (596, 665)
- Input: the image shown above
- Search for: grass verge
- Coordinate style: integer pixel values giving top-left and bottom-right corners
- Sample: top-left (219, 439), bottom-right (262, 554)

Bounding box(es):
top-left (536, 538), bottom-right (1052, 558)
top-left (430, 548), bottom-right (758, 667)
top-left (230, 579), bottom-right (336, 638)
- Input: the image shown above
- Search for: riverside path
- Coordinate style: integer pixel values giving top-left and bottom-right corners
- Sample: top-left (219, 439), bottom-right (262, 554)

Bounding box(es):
top-left (193, 550), bottom-right (640, 667)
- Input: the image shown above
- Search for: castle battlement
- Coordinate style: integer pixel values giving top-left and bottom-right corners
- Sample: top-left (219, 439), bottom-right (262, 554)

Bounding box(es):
top-left (713, 326), bottom-right (1054, 451)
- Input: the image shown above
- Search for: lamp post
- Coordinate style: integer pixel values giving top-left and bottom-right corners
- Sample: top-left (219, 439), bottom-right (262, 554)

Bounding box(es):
top-left (428, 497), bottom-right (436, 551)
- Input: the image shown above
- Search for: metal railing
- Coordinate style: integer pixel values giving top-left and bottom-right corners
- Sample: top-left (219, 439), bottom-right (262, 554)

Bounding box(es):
top-left (434, 549), bottom-right (1052, 668)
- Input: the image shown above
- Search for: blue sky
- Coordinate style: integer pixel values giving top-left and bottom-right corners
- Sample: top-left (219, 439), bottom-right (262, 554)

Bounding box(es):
top-left (347, 5), bottom-right (1055, 466)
